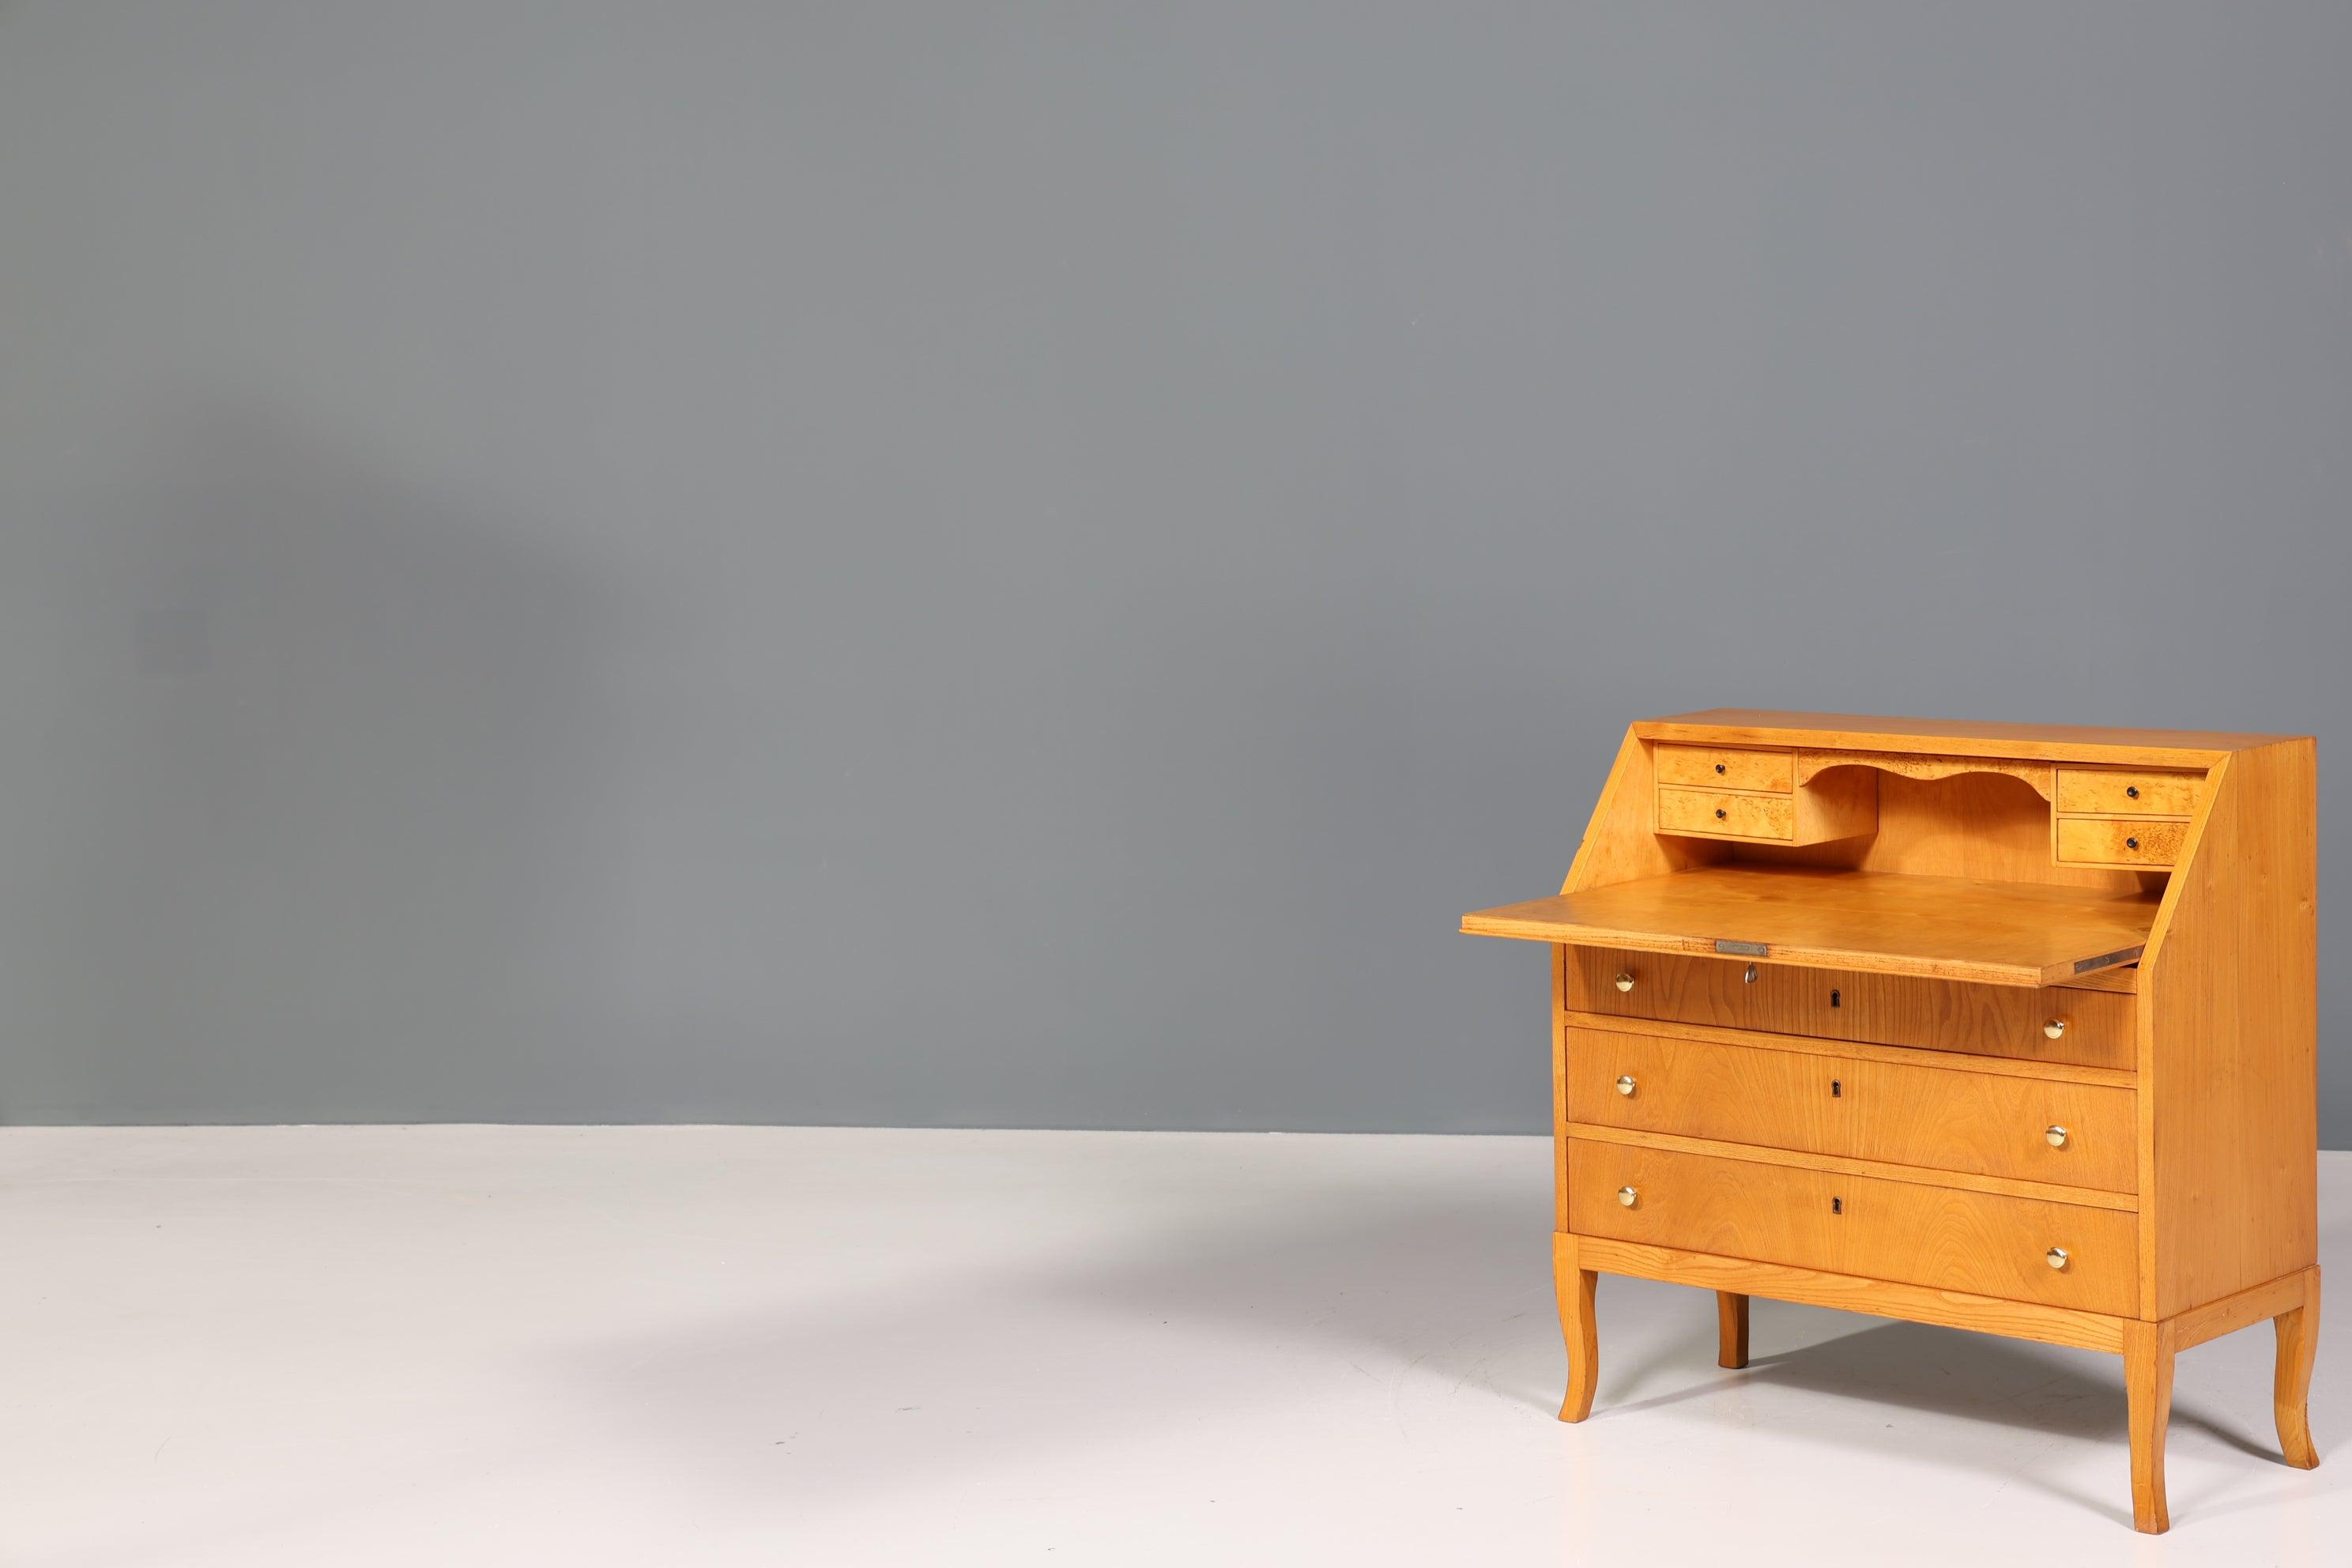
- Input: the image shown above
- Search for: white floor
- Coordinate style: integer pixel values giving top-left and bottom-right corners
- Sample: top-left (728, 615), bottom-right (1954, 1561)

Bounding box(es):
top-left (1, 1128), bottom-right (2343, 1566)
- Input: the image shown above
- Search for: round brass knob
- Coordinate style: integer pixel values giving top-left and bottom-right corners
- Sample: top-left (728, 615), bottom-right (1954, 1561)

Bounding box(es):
top-left (1615, 1075), bottom-right (1636, 1096)
top-left (2126, 785), bottom-right (2140, 799)
top-left (1617, 1185), bottom-right (1638, 1208)
top-left (1615, 972), bottom-right (1635, 993)
top-left (2043, 1019), bottom-right (2067, 1040)
top-left (2126, 836), bottom-right (2140, 850)
top-left (2046, 1246), bottom-right (2069, 1271)
top-left (1714, 807), bottom-right (1728, 820)
top-left (2045, 1125), bottom-right (2069, 1148)
top-left (1714, 762), bottom-right (1726, 775)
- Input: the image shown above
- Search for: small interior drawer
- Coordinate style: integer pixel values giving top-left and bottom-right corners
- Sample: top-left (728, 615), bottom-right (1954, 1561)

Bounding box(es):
top-left (2056, 816), bottom-right (2187, 869)
top-left (1654, 744), bottom-right (1792, 793)
top-left (1655, 786), bottom-right (1794, 841)
top-left (2054, 768), bottom-right (2203, 817)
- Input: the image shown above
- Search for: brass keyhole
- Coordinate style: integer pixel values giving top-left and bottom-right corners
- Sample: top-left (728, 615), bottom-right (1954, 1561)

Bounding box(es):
top-left (1830, 988), bottom-right (1841, 1008)
top-left (1830, 1079), bottom-right (1842, 1099)
top-left (1831, 1197), bottom-right (1843, 1215)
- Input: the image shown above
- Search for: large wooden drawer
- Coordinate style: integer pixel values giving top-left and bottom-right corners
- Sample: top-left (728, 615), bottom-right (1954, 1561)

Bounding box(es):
top-left (1568, 1140), bottom-right (2137, 1314)
top-left (1565, 946), bottom-right (2135, 1072)
top-left (1564, 1025), bottom-right (2136, 1193)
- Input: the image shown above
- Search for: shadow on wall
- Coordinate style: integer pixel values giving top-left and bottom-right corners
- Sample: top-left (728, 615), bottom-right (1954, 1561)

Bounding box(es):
top-left (4, 402), bottom-right (627, 1121)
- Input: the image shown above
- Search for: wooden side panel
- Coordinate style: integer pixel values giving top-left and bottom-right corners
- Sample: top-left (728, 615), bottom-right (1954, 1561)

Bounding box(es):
top-left (1561, 729), bottom-right (1724, 895)
top-left (2141, 741), bottom-right (2319, 1318)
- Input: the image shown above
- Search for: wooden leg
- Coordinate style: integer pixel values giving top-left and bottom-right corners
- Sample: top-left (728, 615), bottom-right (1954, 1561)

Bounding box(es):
top-left (2124, 1319), bottom-right (2177, 1535)
top-left (2275, 1265), bottom-right (2321, 1469)
top-left (1553, 1231), bottom-right (1598, 1423)
top-left (1717, 1291), bottom-right (1750, 1370)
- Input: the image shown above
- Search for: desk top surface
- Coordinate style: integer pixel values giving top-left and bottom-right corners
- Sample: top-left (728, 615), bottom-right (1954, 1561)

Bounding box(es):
top-left (1640, 710), bottom-right (2307, 765)
top-left (1461, 865), bottom-right (2162, 987)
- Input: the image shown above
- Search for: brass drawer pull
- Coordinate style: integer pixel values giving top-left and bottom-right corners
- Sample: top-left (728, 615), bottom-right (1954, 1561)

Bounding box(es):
top-left (1615, 971), bottom-right (1635, 993)
top-left (1617, 1185), bottom-right (1638, 1208)
top-left (1615, 1074), bottom-right (1636, 1096)
top-left (1714, 762), bottom-right (1726, 774)
top-left (2046, 1125), bottom-right (2069, 1148)
top-left (2044, 1019), bottom-right (2067, 1040)
top-left (2045, 1246), bottom-right (2070, 1271)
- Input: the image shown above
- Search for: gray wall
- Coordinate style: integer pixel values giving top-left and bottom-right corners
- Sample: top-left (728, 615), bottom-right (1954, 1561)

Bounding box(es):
top-left (2, 3), bottom-right (2347, 1137)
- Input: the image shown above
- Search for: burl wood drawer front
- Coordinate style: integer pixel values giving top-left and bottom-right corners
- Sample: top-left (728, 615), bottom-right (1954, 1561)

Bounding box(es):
top-left (1654, 786), bottom-right (1794, 841)
top-left (1566, 947), bottom-right (2135, 1072)
top-left (1565, 1026), bottom-right (2136, 1193)
top-left (2053, 767), bottom-right (2203, 817)
top-left (1568, 1140), bottom-right (2136, 1314)
top-left (1654, 744), bottom-right (1792, 793)
top-left (2055, 816), bottom-right (2188, 869)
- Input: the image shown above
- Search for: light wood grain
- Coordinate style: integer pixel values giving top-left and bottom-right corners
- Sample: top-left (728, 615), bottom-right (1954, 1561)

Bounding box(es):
top-left (1477, 710), bottom-right (2317, 1531)
top-left (1567, 1140), bottom-right (2138, 1314)
top-left (2276, 1268), bottom-right (2320, 1469)
top-left (1565, 1025), bottom-right (2135, 1193)
top-left (1567, 1122), bottom-right (2135, 1211)
top-left (2139, 740), bottom-right (2319, 1318)
top-left (1559, 728), bottom-right (1724, 895)
top-left (1717, 1291), bottom-right (1749, 1369)
top-left (2055, 768), bottom-right (2204, 817)
top-left (1563, 1010), bottom-right (2135, 1087)
top-left (1467, 866), bottom-right (2158, 987)
top-left (1566, 944), bottom-right (2140, 1070)
top-left (1657, 744), bottom-right (1792, 792)
top-left (1657, 785), bottom-right (1792, 841)
top-left (1573, 1236), bottom-right (2126, 1351)
top-left (1564, 951), bottom-right (2139, 1069)
top-left (2172, 1267), bottom-right (2310, 1351)
top-left (2125, 1317), bottom-right (2176, 1533)
top-left (1636, 710), bottom-right (2296, 766)
top-left (1798, 749), bottom-right (2056, 801)
top-left (2055, 816), bottom-right (2188, 869)
top-left (1553, 1231), bottom-right (1598, 1423)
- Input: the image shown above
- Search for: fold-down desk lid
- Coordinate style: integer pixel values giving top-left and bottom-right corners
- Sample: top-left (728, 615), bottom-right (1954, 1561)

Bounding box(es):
top-left (1461, 865), bottom-right (2158, 988)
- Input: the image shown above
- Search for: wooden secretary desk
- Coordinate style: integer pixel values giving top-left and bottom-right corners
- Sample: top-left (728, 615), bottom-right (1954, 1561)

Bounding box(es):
top-left (1461, 710), bottom-right (2319, 1534)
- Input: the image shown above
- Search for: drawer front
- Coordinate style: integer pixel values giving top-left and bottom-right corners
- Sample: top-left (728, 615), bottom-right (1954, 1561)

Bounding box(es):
top-left (1569, 1140), bottom-right (2136, 1314)
top-left (1566, 947), bottom-right (2135, 1072)
top-left (2055, 816), bottom-right (2187, 869)
top-left (1655, 744), bottom-right (1792, 793)
top-left (1655, 786), bottom-right (1794, 841)
top-left (2055, 768), bottom-right (2203, 817)
top-left (1566, 1027), bottom-right (2137, 1193)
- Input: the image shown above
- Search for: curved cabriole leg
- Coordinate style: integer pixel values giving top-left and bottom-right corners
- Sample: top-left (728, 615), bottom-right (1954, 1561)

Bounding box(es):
top-left (1717, 1291), bottom-right (1750, 1370)
top-left (2275, 1267), bottom-right (2321, 1469)
top-left (2124, 1319), bottom-right (2177, 1535)
top-left (1553, 1231), bottom-right (1598, 1422)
